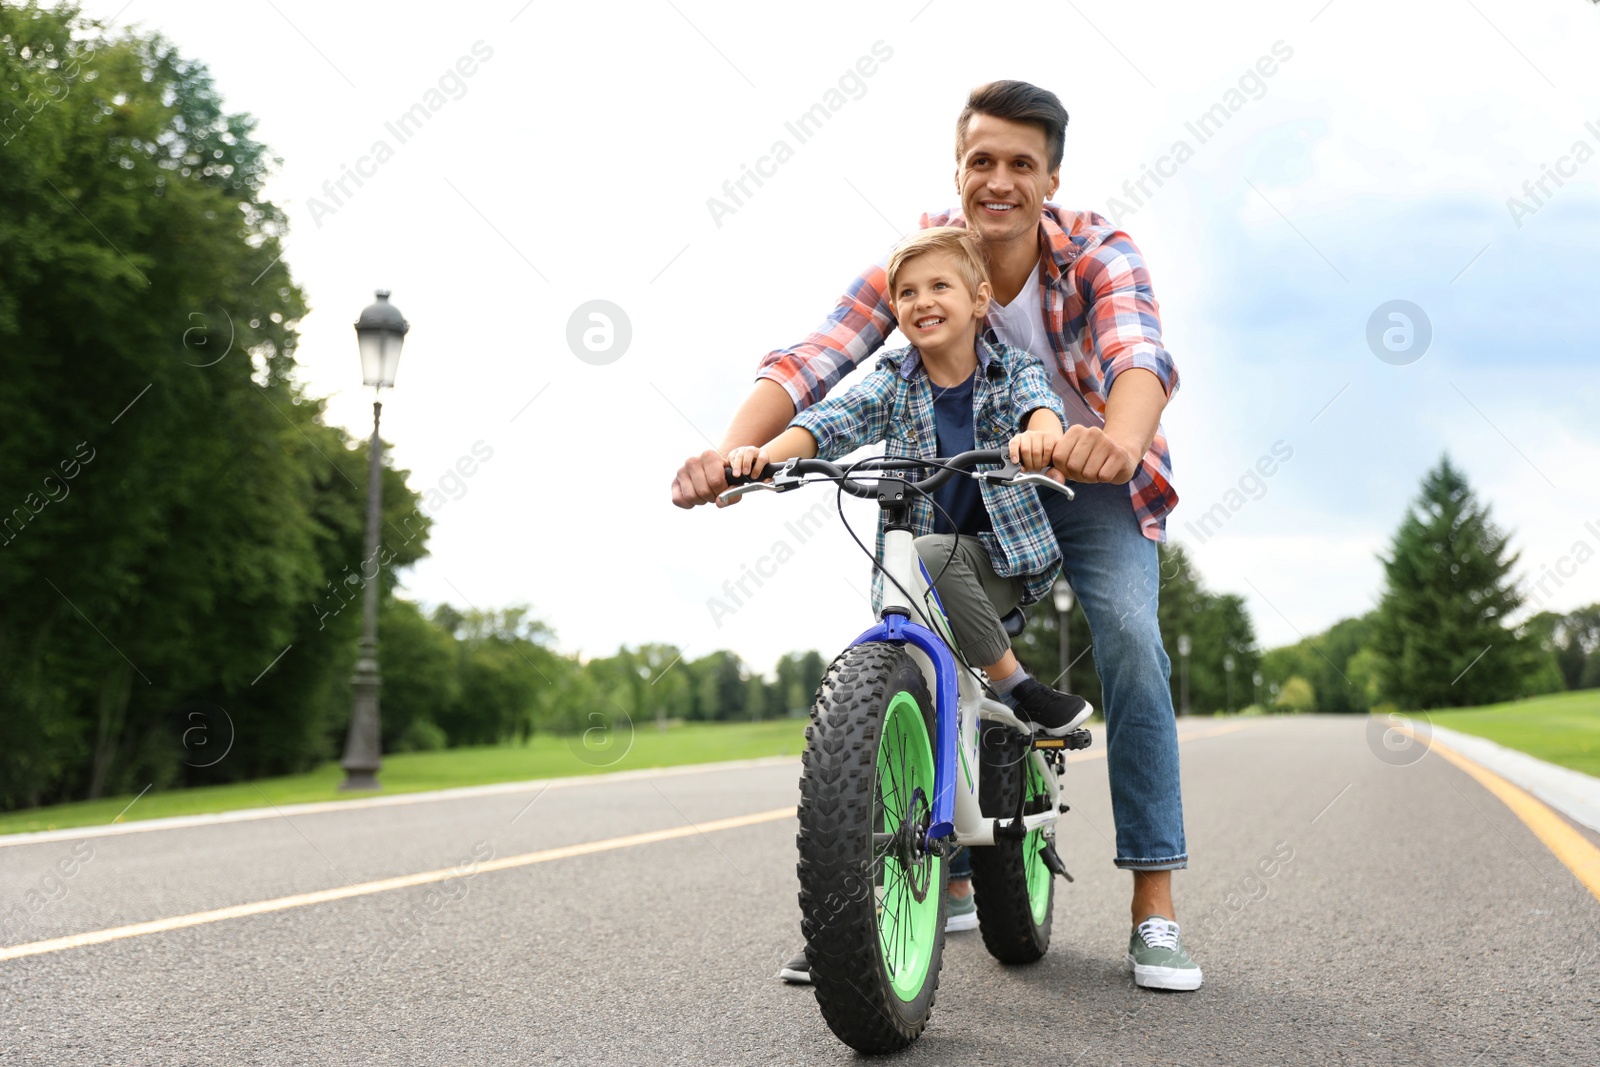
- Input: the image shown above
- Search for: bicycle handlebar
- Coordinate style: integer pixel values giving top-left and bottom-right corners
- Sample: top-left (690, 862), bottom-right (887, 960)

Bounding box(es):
top-left (719, 449), bottom-right (1073, 505)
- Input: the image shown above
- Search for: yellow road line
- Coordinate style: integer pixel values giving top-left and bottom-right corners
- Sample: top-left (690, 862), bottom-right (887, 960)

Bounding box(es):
top-left (0, 806), bottom-right (797, 964)
top-left (1426, 735), bottom-right (1600, 903)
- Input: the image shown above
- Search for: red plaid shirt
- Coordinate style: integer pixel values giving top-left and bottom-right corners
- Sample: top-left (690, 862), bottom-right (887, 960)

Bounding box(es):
top-left (757, 205), bottom-right (1179, 540)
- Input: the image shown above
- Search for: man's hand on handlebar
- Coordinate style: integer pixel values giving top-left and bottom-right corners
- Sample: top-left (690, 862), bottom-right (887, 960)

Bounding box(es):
top-left (671, 449), bottom-right (733, 509)
top-left (1050, 425), bottom-right (1139, 485)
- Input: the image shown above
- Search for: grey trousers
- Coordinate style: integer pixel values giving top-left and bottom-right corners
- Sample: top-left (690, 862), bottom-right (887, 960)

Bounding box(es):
top-left (913, 534), bottom-right (1023, 667)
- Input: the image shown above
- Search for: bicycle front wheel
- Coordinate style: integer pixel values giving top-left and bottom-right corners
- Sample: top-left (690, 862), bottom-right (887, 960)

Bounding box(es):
top-left (797, 642), bottom-right (947, 1054)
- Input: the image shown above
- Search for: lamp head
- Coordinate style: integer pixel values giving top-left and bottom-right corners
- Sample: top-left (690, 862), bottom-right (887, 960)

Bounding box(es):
top-left (1051, 578), bottom-right (1075, 614)
top-left (355, 289), bottom-right (410, 389)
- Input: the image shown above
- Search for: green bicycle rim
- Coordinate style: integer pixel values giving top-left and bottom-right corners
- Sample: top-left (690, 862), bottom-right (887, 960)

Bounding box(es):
top-left (1023, 756), bottom-right (1051, 926)
top-left (875, 690), bottom-right (940, 1002)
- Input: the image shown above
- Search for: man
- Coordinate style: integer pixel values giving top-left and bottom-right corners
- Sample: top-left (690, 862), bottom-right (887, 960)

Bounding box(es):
top-left (671, 80), bottom-right (1200, 992)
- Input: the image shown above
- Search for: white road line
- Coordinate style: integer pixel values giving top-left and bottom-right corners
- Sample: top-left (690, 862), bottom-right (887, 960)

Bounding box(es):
top-left (0, 807), bottom-right (797, 963)
top-left (0, 756), bottom-right (801, 850)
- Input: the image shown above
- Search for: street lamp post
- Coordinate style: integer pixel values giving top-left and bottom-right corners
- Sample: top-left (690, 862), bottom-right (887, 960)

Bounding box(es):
top-left (340, 290), bottom-right (409, 791)
top-left (1052, 578), bottom-right (1075, 693)
top-left (1177, 633), bottom-right (1191, 717)
top-left (1223, 653), bottom-right (1236, 713)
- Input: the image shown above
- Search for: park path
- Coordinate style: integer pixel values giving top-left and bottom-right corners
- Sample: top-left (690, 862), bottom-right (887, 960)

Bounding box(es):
top-left (1, 716), bottom-right (1597, 1066)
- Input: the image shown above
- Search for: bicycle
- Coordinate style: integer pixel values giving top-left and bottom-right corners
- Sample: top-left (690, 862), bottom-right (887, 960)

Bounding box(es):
top-left (719, 448), bottom-right (1092, 1054)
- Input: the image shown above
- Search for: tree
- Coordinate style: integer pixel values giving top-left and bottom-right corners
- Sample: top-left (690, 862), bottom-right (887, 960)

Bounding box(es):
top-left (774, 651), bottom-right (825, 715)
top-left (1259, 613), bottom-right (1379, 714)
top-left (1274, 676), bottom-right (1315, 713)
top-left (1010, 544), bottom-right (1257, 716)
top-left (687, 651), bottom-right (747, 721)
top-left (0, 5), bottom-right (431, 808)
top-left (1156, 545), bottom-right (1259, 715)
top-left (376, 599), bottom-right (459, 752)
top-left (1535, 606), bottom-right (1600, 690)
top-left (1371, 457), bottom-right (1529, 709)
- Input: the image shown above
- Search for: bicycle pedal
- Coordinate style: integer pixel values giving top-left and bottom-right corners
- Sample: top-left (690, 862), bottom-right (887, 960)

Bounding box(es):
top-left (1032, 728), bottom-right (1092, 752)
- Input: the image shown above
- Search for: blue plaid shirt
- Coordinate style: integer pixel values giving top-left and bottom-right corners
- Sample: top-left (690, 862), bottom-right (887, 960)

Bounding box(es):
top-left (791, 336), bottom-right (1065, 611)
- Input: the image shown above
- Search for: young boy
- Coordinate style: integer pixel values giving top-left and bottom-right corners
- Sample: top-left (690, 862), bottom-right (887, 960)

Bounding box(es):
top-left (721, 226), bottom-right (1090, 736)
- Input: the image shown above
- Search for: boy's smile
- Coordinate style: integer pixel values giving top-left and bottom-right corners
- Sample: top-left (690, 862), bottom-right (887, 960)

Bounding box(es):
top-left (893, 250), bottom-right (991, 383)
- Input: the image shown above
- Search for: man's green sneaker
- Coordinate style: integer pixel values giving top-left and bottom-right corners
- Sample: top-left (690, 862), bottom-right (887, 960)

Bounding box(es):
top-left (945, 888), bottom-right (977, 932)
top-left (1126, 915), bottom-right (1203, 991)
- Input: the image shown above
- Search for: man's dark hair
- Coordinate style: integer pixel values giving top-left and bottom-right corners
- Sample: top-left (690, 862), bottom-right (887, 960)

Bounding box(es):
top-left (955, 80), bottom-right (1069, 173)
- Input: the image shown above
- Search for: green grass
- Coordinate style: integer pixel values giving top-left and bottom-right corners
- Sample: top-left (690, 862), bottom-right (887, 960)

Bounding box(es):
top-left (0, 718), bottom-right (809, 837)
top-left (1427, 689), bottom-right (1600, 777)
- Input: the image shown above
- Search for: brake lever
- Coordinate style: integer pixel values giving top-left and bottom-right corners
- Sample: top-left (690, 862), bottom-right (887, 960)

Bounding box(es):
top-left (1008, 473), bottom-right (1076, 500)
top-left (975, 459), bottom-right (1027, 485)
top-left (715, 459), bottom-right (806, 505)
top-left (977, 460), bottom-right (1077, 500)
top-left (716, 482), bottom-right (782, 505)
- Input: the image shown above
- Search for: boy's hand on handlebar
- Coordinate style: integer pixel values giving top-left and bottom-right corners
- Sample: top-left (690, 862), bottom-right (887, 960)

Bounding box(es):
top-left (672, 449), bottom-right (732, 509)
top-left (1009, 428), bottom-right (1062, 474)
top-left (727, 445), bottom-right (770, 481)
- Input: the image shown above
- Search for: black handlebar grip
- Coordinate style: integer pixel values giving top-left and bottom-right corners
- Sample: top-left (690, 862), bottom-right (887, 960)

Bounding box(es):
top-left (723, 466), bottom-right (766, 487)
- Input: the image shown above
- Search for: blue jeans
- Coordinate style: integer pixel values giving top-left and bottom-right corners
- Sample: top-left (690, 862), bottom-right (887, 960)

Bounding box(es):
top-left (1038, 481), bottom-right (1187, 870)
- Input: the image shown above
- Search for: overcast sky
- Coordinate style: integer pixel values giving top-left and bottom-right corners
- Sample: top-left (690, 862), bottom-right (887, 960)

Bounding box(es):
top-left (80, 0), bottom-right (1600, 674)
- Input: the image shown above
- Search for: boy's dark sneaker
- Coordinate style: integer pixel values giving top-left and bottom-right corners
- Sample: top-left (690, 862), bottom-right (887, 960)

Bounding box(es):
top-left (776, 951), bottom-right (811, 984)
top-left (1011, 678), bottom-right (1093, 737)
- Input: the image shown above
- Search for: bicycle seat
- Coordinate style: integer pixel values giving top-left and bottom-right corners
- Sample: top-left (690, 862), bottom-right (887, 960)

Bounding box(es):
top-left (1000, 607), bottom-right (1027, 638)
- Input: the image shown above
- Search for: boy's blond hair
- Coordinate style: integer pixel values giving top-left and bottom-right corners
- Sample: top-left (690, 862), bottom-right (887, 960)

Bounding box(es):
top-left (886, 226), bottom-right (990, 299)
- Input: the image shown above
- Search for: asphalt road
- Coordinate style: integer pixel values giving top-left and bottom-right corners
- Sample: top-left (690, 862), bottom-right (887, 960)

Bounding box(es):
top-left (2, 716), bottom-right (1597, 1066)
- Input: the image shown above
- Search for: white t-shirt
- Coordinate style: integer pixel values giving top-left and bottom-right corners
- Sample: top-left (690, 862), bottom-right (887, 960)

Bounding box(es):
top-left (984, 259), bottom-right (1100, 429)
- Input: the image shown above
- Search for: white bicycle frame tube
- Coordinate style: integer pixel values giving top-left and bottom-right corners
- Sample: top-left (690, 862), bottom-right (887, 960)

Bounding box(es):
top-left (877, 527), bottom-right (1062, 849)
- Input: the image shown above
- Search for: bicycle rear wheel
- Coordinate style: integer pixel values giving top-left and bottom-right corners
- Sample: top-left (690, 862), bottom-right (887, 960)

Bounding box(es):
top-left (969, 724), bottom-right (1055, 963)
top-left (797, 643), bottom-right (947, 1054)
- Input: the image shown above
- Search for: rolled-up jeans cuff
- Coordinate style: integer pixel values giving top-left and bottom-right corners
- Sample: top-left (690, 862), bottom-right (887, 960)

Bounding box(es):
top-left (948, 846), bottom-right (972, 880)
top-left (1115, 855), bottom-right (1188, 871)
